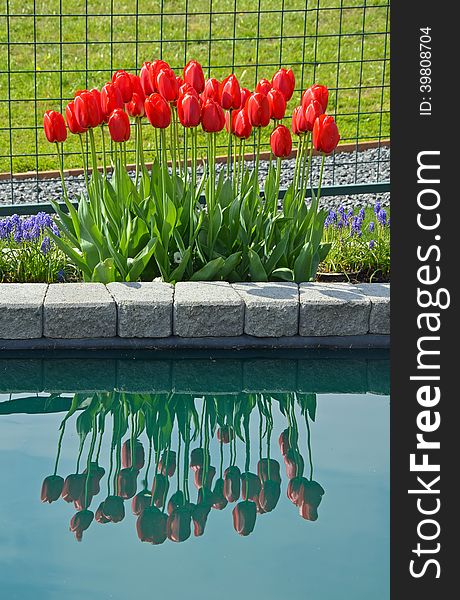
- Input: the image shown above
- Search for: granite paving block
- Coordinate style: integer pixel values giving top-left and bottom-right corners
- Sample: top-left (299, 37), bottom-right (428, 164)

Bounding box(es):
top-left (0, 283), bottom-right (47, 339)
top-left (174, 281), bottom-right (244, 337)
top-left (232, 282), bottom-right (299, 337)
top-left (355, 283), bottom-right (390, 334)
top-left (108, 282), bottom-right (174, 338)
top-left (44, 283), bottom-right (116, 338)
top-left (299, 283), bottom-right (371, 336)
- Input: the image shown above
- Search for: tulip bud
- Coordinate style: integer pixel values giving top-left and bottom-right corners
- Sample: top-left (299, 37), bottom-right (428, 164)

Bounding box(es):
top-left (239, 87), bottom-right (251, 109)
top-left (41, 474), bottom-right (64, 503)
top-left (167, 490), bottom-right (185, 515)
top-left (202, 77), bottom-right (220, 102)
top-left (232, 500), bottom-right (257, 536)
top-left (108, 108), bottom-right (131, 143)
top-left (126, 92), bottom-right (145, 118)
top-left (259, 480), bottom-right (281, 513)
top-left (304, 99), bottom-right (323, 132)
top-left (220, 74), bottom-right (241, 110)
top-left (255, 78), bottom-right (272, 96)
top-left (121, 438), bottom-right (145, 470)
top-left (137, 505), bottom-right (168, 544)
top-left (61, 473), bottom-right (86, 503)
top-left (152, 473), bottom-right (169, 508)
top-left (167, 506), bottom-right (192, 542)
top-left (101, 495), bottom-right (125, 523)
top-left (232, 108), bottom-right (252, 139)
top-left (194, 464), bottom-right (216, 490)
top-left (302, 83), bottom-right (328, 113)
top-left (211, 477), bottom-right (228, 510)
top-left (159, 450), bottom-right (177, 478)
top-left (201, 99), bottom-right (226, 133)
top-left (89, 88), bottom-right (104, 125)
top-left (177, 93), bottom-right (201, 128)
top-left (183, 60), bottom-right (205, 93)
top-left (156, 67), bottom-right (179, 102)
top-left (145, 93), bottom-right (171, 128)
top-left (74, 91), bottom-right (101, 129)
top-left (241, 471), bottom-right (261, 502)
top-left (132, 490), bottom-right (152, 516)
top-left (298, 480), bottom-right (324, 521)
top-left (313, 114), bottom-right (340, 154)
top-left (83, 462), bottom-right (105, 496)
top-left (100, 83), bottom-right (124, 118)
top-left (150, 59), bottom-right (170, 89)
top-left (65, 102), bottom-right (87, 135)
top-left (247, 92), bottom-right (270, 127)
top-left (270, 124), bottom-right (292, 158)
top-left (70, 509), bottom-right (94, 542)
top-left (112, 69), bottom-right (133, 103)
top-left (217, 424), bottom-right (233, 444)
top-left (117, 467), bottom-right (138, 499)
top-left (284, 448), bottom-right (304, 479)
top-left (257, 458), bottom-right (281, 484)
top-left (224, 465), bottom-right (241, 503)
top-left (271, 67), bottom-right (295, 101)
top-left (291, 105), bottom-right (308, 135)
top-left (267, 88), bottom-right (287, 120)
top-left (279, 428), bottom-right (298, 456)
top-left (95, 502), bottom-right (111, 523)
top-left (43, 110), bottom-right (67, 143)
top-left (192, 503), bottom-right (211, 537)
top-left (140, 61), bottom-right (154, 95)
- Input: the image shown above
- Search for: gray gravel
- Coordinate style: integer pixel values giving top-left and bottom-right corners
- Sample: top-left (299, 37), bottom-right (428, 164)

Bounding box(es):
top-left (0, 146), bottom-right (389, 211)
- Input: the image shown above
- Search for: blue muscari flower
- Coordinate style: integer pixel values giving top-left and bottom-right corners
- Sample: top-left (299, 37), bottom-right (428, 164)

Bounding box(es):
top-left (40, 236), bottom-right (51, 255)
top-left (57, 269), bottom-right (65, 283)
top-left (374, 201), bottom-right (381, 214)
top-left (369, 221), bottom-right (375, 233)
top-left (324, 209), bottom-right (337, 228)
top-left (377, 208), bottom-right (387, 226)
top-left (369, 239), bottom-right (375, 249)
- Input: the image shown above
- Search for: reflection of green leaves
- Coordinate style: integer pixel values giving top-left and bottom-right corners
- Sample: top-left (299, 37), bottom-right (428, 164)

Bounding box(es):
top-left (297, 393), bottom-right (317, 422)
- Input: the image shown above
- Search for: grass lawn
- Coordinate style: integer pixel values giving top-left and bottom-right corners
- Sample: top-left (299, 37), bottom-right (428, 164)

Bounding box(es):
top-left (0, 0), bottom-right (390, 174)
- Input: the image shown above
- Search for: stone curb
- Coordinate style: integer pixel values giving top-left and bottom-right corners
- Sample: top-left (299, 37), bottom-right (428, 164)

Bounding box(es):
top-left (0, 282), bottom-right (390, 342)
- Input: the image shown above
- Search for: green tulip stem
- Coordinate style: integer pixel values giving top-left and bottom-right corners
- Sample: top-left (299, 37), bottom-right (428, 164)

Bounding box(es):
top-left (134, 119), bottom-right (139, 187)
top-left (143, 436), bottom-right (153, 490)
top-left (317, 152), bottom-right (326, 200)
top-left (88, 128), bottom-right (98, 179)
top-left (227, 110), bottom-right (232, 179)
top-left (101, 124), bottom-right (107, 179)
top-left (95, 418), bottom-right (104, 463)
top-left (301, 139), bottom-right (314, 205)
top-left (130, 412), bottom-right (135, 469)
top-left (258, 403), bottom-right (263, 462)
top-left (160, 128), bottom-right (168, 216)
top-left (78, 134), bottom-right (89, 190)
top-left (219, 437), bottom-right (224, 479)
top-left (305, 411), bottom-right (314, 481)
top-left (53, 421), bottom-right (66, 476)
top-left (54, 142), bottom-right (69, 203)
top-left (244, 414), bottom-right (251, 474)
top-left (293, 135), bottom-right (301, 193)
top-left (138, 118), bottom-right (145, 169)
top-left (203, 411), bottom-right (210, 487)
top-left (191, 127), bottom-right (197, 194)
top-left (233, 135), bottom-right (238, 193)
top-left (184, 126), bottom-right (188, 188)
top-left (300, 132), bottom-right (311, 194)
top-left (176, 432), bottom-right (182, 493)
top-left (274, 156), bottom-right (281, 215)
top-left (308, 153), bottom-right (325, 247)
top-left (254, 127), bottom-right (261, 196)
top-left (84, 415), bottom-right (98, 508)
top-left (183, 420), bottom-right (190, 503)
top-left (107, 413), bottom-right (116, 496)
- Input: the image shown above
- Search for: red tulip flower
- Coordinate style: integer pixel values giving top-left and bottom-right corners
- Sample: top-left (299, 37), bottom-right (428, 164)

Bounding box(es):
top-left (179, 82), bottom-right (199, 98)
top-left (61, 473), bottom-right (86, 503)
top-left (255, 78), bottom-right (272, 96)
top-left (129, 73), bottom-right (145, 99)
top-left (202, 77), bottom-right (220, 102)
top-left (217, 424), bottom-right (233, 444)
top-left (89, 88), bottom-right (104, 124)
top-left (212, 478), bottom-right (228, 510)
top-left (224, 465), bottom-right (241, 503)
top-left (239, 87), bottom-right (251, 109)
top-left (313, 114), bottom-right (340, 153)
top-left (121, 438), bottom-right (145, 470)
top-left (201, 99), bottom-right (225, 133)
top-left (304, 99), bottom-right (323, 132)
top-left (259, 480), bottom-right (281, 512)
top-left (127, 92), bottom-right (145, 118)
top-left (257, 458), bottom-right (281, 484)
top-left (270, 125), bottom-right (292, 158)
top-left (137, 506), bottom-right (168, 544)
top-left (159, 450), bottom-right (177, 478)
top-left (74, 91), bottom-right (100, 129)
top-left (101, 83), bottom-right (124, 118)
top-left (233, 108), bottom-right (253, 139)
top-left (291, 105), bottom-right (308, 135)
top-left (150, 59), bottom-right (170, 88)
top-left (247, 92), bottom-right (270, 127)
top-left (298, 479), bottom-right (325, 521)
top-left (278, 428), bottom-right (298, 456)
top-left (108, 108), bottom-right (131, 143)
top-left (284, 448), bottom-right (305, 479)
top-left (194, 464), bottom-right (216, 490)
top-left (112, 69), bottom-right (133, 103)
top-left (132, 490), bottom-right (152, 516)
top-left (177, 93), bottom-right (201, 128)
top-left (192, 503), bottom-right (211, 537)
top-left (117, 467), bottom-right (138, 499)
top-left (95, 502), bottom-right (111, 523)
top-left (271, 67), bottom-right (295, 101)
top-left (156, 67), bottom-right (179, 102)
top-left (183, 60), bottom-right (205, 93)
top-left (167, 506), bottom-right (192, 542)
top-left (41, 474), bottom-right (64, 503)
top-left (302, 83), bottom-right (329, 113)
top-left (70, 509), bottom-right (94, 542)
top-left (140, 61), bottom-right (154, 95)
top-left (145, 93), bottom-right (171, 128)
top-left (241, 471), bottom-right (261, 501)
top-left (268, 88), bottom-right (287, 120)
top-left (101, 495), bottom-right (125, 523)
top-left (167, 490), bottom-right (185, 515)
top-left (190, 447), bottom-right (208, 471)
top-left (65, 102), bottom-right (86, 134)
top-left (233, 500), bottom-right (257, 536)
top-left (151, 473), bottom-right (169, 508)
top-left (43, 110), bottom-right (67, 143)
top-left (220, 74), bottom-right (241, 110)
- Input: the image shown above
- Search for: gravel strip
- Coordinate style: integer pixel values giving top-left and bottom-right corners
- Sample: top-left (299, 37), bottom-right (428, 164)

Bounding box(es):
top-left (0, 146), bottom-right (390, 211)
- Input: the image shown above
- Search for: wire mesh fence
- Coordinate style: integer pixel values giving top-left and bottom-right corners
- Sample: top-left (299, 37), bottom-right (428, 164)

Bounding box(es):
top-left (0, 0), bottom-right (390, 207)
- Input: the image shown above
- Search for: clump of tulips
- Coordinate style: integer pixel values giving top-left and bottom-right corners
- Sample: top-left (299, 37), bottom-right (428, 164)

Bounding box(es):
top-left (41, 391), bottom-right (324, 543)
top-left (43, 59), bottom-right (340, 283)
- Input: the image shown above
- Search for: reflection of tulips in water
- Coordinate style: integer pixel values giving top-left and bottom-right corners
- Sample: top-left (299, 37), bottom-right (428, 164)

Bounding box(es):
top-left (41, 391), bottom-right (324, 543)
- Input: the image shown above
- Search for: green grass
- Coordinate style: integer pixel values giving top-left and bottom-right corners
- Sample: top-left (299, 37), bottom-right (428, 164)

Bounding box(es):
top-left (0, 0), bottom-right (390, 174)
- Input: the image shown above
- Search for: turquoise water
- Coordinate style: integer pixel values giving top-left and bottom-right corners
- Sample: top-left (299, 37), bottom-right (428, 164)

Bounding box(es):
top-left (0, 352), bottom-right (389, 600)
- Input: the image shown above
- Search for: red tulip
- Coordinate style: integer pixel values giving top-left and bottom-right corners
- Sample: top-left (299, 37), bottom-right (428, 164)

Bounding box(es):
top-left (270, 124), bottom-right (292, 158)
top-left (177, 93), bottom-right (201, 127)
top-left (61, 473), bottom-right (86, 503)
top-left (284, 448), bottom-right (304, 479)
top-left (247, 92), bottom-right (270, 127)
top-left (194, 464), bottom-right (216, 490)
top-left (101, 495), bottom-right (125, 523)
top-left (74, 91), bottom-right (100, 129)
top-left (233, 500), bottom-right (257, 536)
top-left (132, 490), bottom-right (152, 516)
top-left (259, 480), bottom-right (281, 512)
top-left (201, 98), bottom-right (225, 133)
top-left (126, 92), bottom-right (145, 117)
top-left (95, 502), bottom-right (111, 523)
top-left (117, 467), bottom-right (138, 499)
top-left (183, 60), bottom-right (205, 93)
top-left (268, 88), bottom-right (287, 120)
top-left (212, 478), bottom-right (228, 510)
top-left (89, 88), bottom-right (104, 124)
top-left (197, 486), bottom-right (216, 508)
top-left (179, 82), bottom-right (199, 98)
top-left (41, 475), bottom-right (64, 503)
top-left (151, 473), bottom-right (169, 508)
top-left (150, 59), bottom-right (170, 88)
top-left (272, 67), bottom-right (295, 101)
top-left (43, 110), bottom-right (67, 143)
top-left (100, 83), bottom-right (124, 117)
top-left (298, 480), bottom-right (325, 521)
top-left (190, 447), bottom-right (208, 471)
top-left (217, 424), bottom-right (233, 444)
top-left (156, 67), bottom-right (179, 102)
top-left (233, 108), bottom-right (252, 139)
top-left (220, 74), bottom-right (241, 110)
top-left (278, 428), bottom-right (298, 456)
top-left (112, 69), bottom-right (133, 103)
top-left (224, 465), bottom-right (241, 503)
top-left (70, 509), bottom-right (93, 542)
top-left (129, 73), bottom-right (145, 99)
top-left (158, 450), bottom-right (176, 478)
top-left (304, 99), bottom-right (323, 132)
top-left (167, 506), bottom-right (192, 542)
top-left (239, 87), bottom-right (251, 109)
top-left (291, 105), bottom-right (308, 135)
top-left (121, 439), bottom-right (145, 470)
top-left (140, 61), bottom-right (154, 95)
top-left (137, 506), bottom-right (168, 544)
top-left (302, 83), bottom-right (328, 113)
top-left (108, 108), bottom-right (130, 143)
top-left (167, 490), bottom-right (185, 515)
top-left (255, 78), bottom-right (272, 96)
top-left (202, 77), bottom-right (220, 102)
top-left (257, 458), bottom-right (281, 484)
top-left (145, 93), bottom-right (171, 128)
top-left (241, 471), bottom-right (261, 501)
top-left (313, 114), bottom-right (340, 154)
top-left (65, 102), bottom-right (86, 134)
top-left (192, 503), bottom-right (211, 536)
